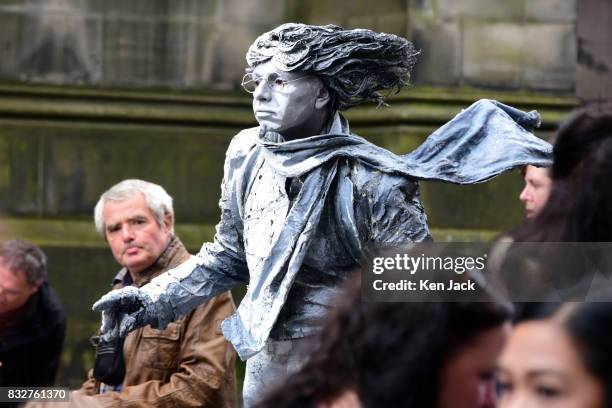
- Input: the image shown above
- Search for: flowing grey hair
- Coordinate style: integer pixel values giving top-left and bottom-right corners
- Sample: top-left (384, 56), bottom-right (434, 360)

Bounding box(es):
top-left (94, 179), bottom-right (175, 237)
top-left (246, 23), bottom-right (419, 111)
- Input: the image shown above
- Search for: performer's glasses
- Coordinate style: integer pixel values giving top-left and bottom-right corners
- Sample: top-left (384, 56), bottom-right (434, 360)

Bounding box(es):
top-left (241, 72), bottom-right (309, 93)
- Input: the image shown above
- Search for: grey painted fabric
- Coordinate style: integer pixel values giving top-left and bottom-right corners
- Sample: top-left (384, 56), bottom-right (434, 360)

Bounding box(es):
top-left (138, 99), bottom-right (552, 360)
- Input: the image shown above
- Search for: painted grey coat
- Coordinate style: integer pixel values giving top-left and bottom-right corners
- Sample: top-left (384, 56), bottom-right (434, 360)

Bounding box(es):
top-left (132, 99), bottom-right (551, 361)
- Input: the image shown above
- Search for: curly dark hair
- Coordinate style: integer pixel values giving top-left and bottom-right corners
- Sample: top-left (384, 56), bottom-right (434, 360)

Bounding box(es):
top-left (254, 276), bottom-right (513, 408)
top-left (246, 23), bottom-right (419, 111)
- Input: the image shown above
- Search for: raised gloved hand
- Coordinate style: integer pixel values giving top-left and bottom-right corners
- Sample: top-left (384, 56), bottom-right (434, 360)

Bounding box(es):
top-left (92, 286), bottom-right (159, 342)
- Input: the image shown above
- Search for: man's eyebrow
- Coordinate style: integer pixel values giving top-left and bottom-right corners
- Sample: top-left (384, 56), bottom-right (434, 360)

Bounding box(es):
top-left (128, 214), bottom-right (148, 221)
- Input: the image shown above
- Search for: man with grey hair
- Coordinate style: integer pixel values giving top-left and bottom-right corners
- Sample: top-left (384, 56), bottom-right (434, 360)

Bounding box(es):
top-left (0, 240), bottom-right (65, 392)
top-left (80, 179), bottom-right (237, 407)
top-left (93, 24), bottom-right (552, 405)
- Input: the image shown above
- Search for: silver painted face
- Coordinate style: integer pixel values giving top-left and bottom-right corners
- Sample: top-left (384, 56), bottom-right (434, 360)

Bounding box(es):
top-left (251, 61), bottom-right (328, 141)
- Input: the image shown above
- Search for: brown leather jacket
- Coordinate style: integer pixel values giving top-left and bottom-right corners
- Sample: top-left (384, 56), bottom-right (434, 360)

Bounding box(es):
top-left (79, 236), bottom-right (238, 407)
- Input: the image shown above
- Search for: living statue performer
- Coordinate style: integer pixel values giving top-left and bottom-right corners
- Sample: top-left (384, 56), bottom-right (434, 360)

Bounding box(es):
top-left (93, 23), bottom-right (551, 405)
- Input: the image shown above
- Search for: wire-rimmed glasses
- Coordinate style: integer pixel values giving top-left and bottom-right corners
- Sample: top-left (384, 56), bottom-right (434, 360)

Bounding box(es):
top-left (241, 72), bottom-right (309, 93)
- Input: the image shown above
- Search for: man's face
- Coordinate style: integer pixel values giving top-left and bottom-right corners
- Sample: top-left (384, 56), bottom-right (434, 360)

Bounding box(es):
top-left (250, 61), bottom-right (329, 141)
top-left (0, 262), bottom-right (39, 315)
top-left (519, 165), bottom-right (552, 219)
top-left (103, 193), bottom-right (172, 275)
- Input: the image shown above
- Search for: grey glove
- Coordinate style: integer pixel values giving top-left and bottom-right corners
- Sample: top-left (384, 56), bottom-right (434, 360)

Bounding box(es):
top-left (92, 286), bottom-right (159, 342)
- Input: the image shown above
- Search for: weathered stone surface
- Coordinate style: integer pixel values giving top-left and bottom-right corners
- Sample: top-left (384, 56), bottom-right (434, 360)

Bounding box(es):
top-left (436, 0), bottom-right (525, 20)
top-left (576, 0), bottom-right (612, 103)
top-left (577, 0), bottom-right (612, 42)
top-left (222, 0), bottom-right (287, 25)
top-left (526, 0), bottom-right (576, 22)
top-left (0, 131), bottom-right (41, 214)
top-left (577, 39), bottom-right (612, 102)
top-left (421, 171), bottom-right (525, 230)
top-left (0, 122), bottom-right (234, 222)
top-left (463, 22), bottom-right (524, 87)
top-left (410, 19), bottom-right (462, 86)
top-left (522, 23), bottom-right (576, 91)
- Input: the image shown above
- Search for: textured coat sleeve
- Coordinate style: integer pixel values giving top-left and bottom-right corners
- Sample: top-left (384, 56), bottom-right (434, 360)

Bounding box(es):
top-left (81, 292), bottom-right (238, 408)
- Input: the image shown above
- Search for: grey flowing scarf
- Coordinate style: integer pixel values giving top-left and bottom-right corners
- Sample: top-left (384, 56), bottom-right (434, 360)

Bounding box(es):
top-left (221, 99), bottom-right (552, 359)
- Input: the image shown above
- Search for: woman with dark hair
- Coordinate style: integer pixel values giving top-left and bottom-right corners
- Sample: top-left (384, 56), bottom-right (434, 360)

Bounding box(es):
top-left (498, 301), bottom-right (612, 408)
top-left (513, 107), bottom-right (612, 242)
top-left (255, 276), bottom-right (513, 408)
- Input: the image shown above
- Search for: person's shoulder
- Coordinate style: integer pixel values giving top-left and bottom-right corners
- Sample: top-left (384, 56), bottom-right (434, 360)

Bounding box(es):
top-left (38, 283), bottom-right (66, 328)
top-left (227, 126), bottom-right (260, 159)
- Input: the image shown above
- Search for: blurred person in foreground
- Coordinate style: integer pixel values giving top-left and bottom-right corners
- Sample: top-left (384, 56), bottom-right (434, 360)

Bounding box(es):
top-left (92, 23), bottom-right (551, 405)
top-left (0, 240), bottom-right (65, 389)
top-left (255, 275), bottom-right (513, 408)
top-left (498, 301), bottom-right (612, 408)
top-left (519, 165), bottom-right (552, 219)
top-left (78, 179), bottom-right (237, 407)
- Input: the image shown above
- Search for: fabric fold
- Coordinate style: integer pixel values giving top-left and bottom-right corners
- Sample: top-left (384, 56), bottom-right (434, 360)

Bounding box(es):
top-left (224, 98), bottom-right (552, 359)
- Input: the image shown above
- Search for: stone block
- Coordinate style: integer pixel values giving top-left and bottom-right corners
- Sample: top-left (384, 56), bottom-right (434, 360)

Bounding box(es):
top-left (0, 121), bottom-right (236, 222)
top-left (577, 0), bottom-right (612, 42)
top-left (577, 38), bottom-right (612, 103)
top-left (409, 0), bottom-right (436, 18)
top-left (0, 11), bottom-right (21, 76)
top-left (462, 22), bottom-right (524, 87)
top-left (371, 13), bottom-right (408, 36)
top-left (521, 23), bottom-right (576, 91)
top-left (410, 19), bottom-right (461, 86)
top-left (222, 0), bottom-right (287, 25)
top-left (420, 171), bottom-right (525, 230)
top-left (526, 0), bottom-right (576, 22)
top-left (209, 25), bottom-right (260, 90)
top-left (436, 0), bottom-right (525, 21)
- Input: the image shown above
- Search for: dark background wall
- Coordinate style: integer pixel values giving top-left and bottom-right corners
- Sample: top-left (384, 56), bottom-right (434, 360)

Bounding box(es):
top-left (2, 0), bottom-right (609, 392)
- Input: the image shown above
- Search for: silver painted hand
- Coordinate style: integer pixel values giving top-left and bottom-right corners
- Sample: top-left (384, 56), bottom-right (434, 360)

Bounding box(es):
top-left (92, 286), bottom-right (158, 341)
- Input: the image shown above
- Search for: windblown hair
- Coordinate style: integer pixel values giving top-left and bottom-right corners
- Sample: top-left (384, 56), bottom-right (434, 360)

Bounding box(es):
top-left (246, 23), bottom-right (419, 111)
top-left (94, 179), bottom-right (175, 237)
top-left (0, 240), bottom-right (47, 286)
top-left (255, 275), bottom-right (513, 408)
top-left (513, 106), bottom-right (612, 242)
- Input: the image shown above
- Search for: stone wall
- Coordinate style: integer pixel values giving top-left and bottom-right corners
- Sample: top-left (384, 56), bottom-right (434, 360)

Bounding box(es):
top-left (0, 0), bottom-right (578, 92)
top-left (577, 0), bottom-right (612, 104)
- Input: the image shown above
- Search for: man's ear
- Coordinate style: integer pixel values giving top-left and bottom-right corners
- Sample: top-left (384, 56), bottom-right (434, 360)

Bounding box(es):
top-left (315, 86), bottom-right (331, 110)
top-left (29, 281), bottom-right (42, 296)
top-left (163, 213), bottom-right (173, 233)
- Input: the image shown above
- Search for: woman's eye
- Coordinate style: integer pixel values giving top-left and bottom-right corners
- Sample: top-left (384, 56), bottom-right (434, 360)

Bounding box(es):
top-left (496, 381), bottom-right (513, 394)
top-left (536, 385), bottom-right (561, 398)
